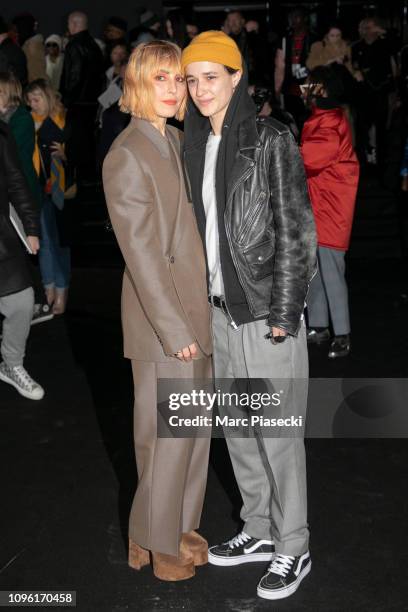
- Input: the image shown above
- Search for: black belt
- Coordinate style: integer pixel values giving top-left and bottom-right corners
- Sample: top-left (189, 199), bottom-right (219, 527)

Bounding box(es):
top-left (208, 295), bottom-right (225, 309)
top-left (208, 295), bottom-right (238, 329)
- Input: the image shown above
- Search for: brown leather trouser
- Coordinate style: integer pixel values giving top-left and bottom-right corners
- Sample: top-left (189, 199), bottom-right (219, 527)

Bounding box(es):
top-left (129, 357), bottom-right (212, 556)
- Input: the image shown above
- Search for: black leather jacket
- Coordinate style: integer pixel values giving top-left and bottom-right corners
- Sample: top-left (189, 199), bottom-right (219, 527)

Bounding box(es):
top-left (185, 114), bottom-right (317, 336)
top-left (60, 30), bottom-right (104, 107)
top-left (0, 121), bottom-right (39, 296)
top-left (226, 115), bottom-right (316, 335)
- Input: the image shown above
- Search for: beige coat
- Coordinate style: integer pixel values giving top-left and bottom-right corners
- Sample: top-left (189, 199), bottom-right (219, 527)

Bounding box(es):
top-left (23, 34), bottom-right (47, 82)
top-left (102, 117), bottom-right (212, 362)
top-left (306, 39), bottom-right (354, 74)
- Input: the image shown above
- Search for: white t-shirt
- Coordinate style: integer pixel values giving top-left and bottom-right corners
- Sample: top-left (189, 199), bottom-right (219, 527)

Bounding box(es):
top-left (202, 133), bottom-right (224, 297)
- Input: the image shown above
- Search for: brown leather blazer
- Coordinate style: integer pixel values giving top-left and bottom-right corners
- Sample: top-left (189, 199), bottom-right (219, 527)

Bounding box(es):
top-left (103, 117), bottom-right (212, 362)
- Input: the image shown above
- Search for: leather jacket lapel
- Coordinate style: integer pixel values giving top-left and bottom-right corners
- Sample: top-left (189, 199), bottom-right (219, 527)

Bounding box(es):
top-left (226, 117), bottom-right (261, 207)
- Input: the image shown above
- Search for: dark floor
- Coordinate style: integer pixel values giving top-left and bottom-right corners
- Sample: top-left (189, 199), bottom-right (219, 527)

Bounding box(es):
top-left (1, 173), bottom-right (408, 611)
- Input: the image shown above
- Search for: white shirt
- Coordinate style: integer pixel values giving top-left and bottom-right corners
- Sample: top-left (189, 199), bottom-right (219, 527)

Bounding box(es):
top-left (202, 133), bottom-right (224, 297)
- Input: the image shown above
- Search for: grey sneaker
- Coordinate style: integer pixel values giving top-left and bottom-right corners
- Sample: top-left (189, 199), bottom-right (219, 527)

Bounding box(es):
top-left (0, 362), bottom-right (44, 400)
top-left (31, 303), bottom-right (54, 326)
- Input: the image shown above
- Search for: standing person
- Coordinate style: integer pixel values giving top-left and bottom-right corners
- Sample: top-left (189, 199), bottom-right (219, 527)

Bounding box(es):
top-left (277, 7), bottom-right (316, 130)
top-left (224, 11), bottom-right (251, 72)
top-left (102, 16), bottom-right (128, 59)
top-left (60, 11), bottom-right (104, 184)
top-left (26, 79), bottom-right (70, 315)
top-left (352, 17), bottom-right (396, 168)
top-left (129, 11), bottom-right (162, 47)
top-left (12, 13), bottom-right (46, 82)
top-left (104, 42), bottom-right (129, 85)
top-left (182, 31), bottom-right (316, 601)
top-left (0, 16), bottom-right (27, 85)
top-left (165, 10), bottom-right (189, 49)
top-left (103, 41), bottom-right (212, 581)
top-left (301, 67), bottom-right (359, 358)
top-left (0, 120), bottom-right (44, 400)
top-left (45, 34), bottom-right (64, 92)
top-left (0, 71), bottom-right (52, 325)
top-left (306, 24), bottom-right (354, 73)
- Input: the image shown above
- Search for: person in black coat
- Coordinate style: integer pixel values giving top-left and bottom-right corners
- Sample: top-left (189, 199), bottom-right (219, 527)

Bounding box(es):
top-left (0, 120), bottom-right (44, 400)
top-left (60, 11), bottom-right (104, 182)
top-left (0, 16), bottom-right (28, 85)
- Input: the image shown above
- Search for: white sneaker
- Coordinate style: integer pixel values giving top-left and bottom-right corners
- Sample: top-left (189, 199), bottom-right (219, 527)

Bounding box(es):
top-left (0, 362), bottom-right (44, 400)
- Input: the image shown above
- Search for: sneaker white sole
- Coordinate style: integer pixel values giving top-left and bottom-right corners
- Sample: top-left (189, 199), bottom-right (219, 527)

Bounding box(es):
top-left (257, 561), bottom-right (311, 600)
top-left (208, 551), bottom-right (274, 566)
top-left (31, 314), bottom-right (54, 326)
top-left (0, 371), bottom-right (44, 400)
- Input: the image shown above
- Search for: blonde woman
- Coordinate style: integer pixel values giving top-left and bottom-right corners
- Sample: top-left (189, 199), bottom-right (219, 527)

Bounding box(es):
top-left (26, 79), bottom-right (69, 314)
top-left (0, 72), bottom-right (41, 209)
top-left (102, 41), bottom-right (212, 581)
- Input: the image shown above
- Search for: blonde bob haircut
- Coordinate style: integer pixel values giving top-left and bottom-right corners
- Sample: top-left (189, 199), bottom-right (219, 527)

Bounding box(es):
top-left (120, 40), bottom-right (186, 122)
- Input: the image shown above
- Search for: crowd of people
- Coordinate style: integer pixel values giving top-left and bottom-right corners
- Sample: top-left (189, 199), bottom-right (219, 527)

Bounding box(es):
top-left (1, 6), bottom-right (406, 401)
top-left (0, 4), bottom-right (407, 605)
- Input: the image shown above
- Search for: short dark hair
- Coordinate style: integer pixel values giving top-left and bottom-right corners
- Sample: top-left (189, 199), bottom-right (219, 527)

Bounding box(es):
top-left (307, 65), bottom-right (344, 102)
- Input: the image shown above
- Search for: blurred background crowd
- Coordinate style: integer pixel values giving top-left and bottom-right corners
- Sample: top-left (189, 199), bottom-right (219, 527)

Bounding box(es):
top-left (1, 2), bottom-right (408, 399)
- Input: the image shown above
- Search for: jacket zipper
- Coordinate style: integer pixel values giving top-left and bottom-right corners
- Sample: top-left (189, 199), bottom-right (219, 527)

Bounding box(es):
top-left (223, 165), bottom-right (257, 315)
top-left (236, 190), bottom-right (266, 245)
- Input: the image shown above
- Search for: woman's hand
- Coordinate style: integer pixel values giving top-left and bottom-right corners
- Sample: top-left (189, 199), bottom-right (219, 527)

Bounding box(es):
top-left (50, 141), bottom-right (67, 161)
top-left (27, 236), bottom-right (40, 254)
top-left (174, 343), bottom-right (198, 362)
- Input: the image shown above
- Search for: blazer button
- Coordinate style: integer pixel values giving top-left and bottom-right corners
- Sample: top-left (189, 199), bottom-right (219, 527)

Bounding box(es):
top-left (257, 255), bottom-right (263, 261)
top-left (169, 256), bottom-right (175, 263)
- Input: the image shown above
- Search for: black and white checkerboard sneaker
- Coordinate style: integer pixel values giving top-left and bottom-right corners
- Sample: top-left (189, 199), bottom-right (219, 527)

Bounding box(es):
top-left (257, 551), bottom-right (311, 600)
top-left (208, 531), bottom-right (275, 566)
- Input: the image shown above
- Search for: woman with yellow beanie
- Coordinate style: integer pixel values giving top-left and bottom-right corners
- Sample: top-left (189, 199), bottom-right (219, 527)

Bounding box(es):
top-left (182, 31), bottom-right (316, 601)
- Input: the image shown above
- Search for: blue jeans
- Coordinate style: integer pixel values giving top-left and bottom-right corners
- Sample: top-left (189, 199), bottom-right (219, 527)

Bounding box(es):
top-left (39, 197), bottom-right (71, 290)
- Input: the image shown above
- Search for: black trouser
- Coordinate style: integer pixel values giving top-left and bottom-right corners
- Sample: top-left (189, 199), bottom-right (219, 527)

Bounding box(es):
top-left (65, 103), bottom-right (98, 183)
top-left (355, 84), bottom-right (389, 170)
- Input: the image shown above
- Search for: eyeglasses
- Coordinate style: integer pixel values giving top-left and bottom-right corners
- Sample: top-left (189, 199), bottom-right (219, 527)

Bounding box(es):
top-left (46, 42), bottom-right (59, 48)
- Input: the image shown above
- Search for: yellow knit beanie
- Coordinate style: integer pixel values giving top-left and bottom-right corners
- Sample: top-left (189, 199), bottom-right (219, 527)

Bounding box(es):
top-left (181, 30), bottom-right (242, 72)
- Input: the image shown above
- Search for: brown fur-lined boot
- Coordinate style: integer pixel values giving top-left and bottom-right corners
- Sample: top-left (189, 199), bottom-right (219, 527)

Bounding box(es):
top-left (180, 531), bottom-right (208, 566)
top-left (151, 550), bottom-right (195, 581)
top-left (128, 539), bottom-right (150, 570)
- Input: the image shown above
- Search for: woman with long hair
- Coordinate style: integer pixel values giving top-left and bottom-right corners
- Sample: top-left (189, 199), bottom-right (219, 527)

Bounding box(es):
top-left (306, 24), bottom-right (354, 73)
top-left (26, 79), bottom-right (70, 315)
top-left (102, 41), bottom-right (212, 581)
top-left (0, 72), bottom-right (41, 209)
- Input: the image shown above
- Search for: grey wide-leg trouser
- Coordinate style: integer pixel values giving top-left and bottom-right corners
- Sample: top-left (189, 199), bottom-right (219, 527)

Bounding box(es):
top-left (211, 307), bottom-right (309, 556)
top-left (307, 246), bottom-right (350, 336)
top-left (0, 287), bottom-right (34, 368)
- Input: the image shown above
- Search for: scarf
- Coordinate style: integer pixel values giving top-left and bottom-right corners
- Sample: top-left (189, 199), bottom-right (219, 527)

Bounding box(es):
top-left (32, 111), bottom-right (66, 210)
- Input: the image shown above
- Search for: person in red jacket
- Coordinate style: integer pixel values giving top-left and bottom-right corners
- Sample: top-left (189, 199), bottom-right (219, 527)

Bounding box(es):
top-left (300, 66), bottom-right (359, 358)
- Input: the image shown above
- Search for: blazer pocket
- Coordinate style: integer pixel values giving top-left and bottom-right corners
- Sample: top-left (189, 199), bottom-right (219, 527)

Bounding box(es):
top-left (243, 237), bottom-right (275, 281)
